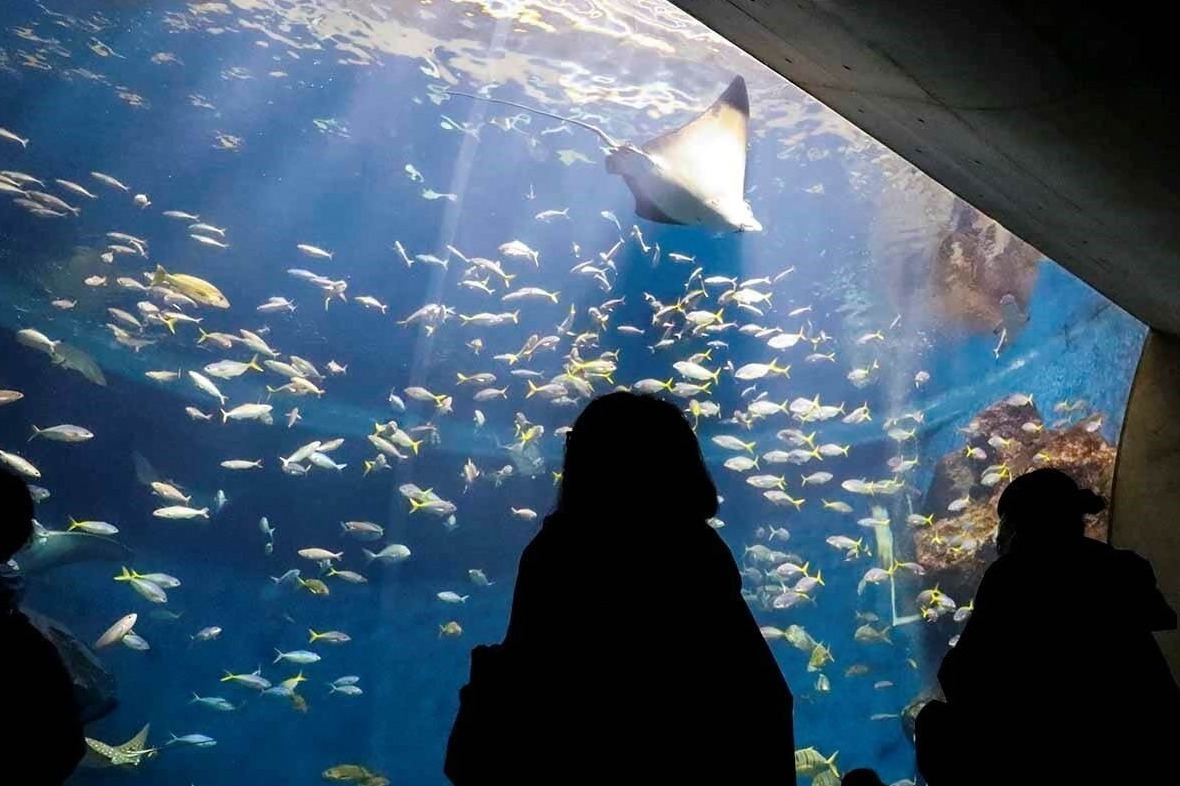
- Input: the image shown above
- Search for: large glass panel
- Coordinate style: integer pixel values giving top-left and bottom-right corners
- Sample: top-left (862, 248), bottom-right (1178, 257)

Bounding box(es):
top-left (0, 1), bottom-right (1145, 784)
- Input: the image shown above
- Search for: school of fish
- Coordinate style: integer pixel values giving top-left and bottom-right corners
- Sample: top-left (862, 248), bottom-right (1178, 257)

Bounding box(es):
top-left (0, 4), bottom-right (1114, 785)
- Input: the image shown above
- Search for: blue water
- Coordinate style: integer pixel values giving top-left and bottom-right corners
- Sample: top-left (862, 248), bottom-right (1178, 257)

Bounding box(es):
top-left (0, 2), bottom-right (1146, 784)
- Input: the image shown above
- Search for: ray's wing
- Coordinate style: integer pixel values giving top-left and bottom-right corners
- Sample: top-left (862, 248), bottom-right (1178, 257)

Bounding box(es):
top-left (640, 76), bottom-right (750, 208)
top-left (630, 185), bottom-right (686, 225)
top-left (120, 724), bottom-right (151, 754)
top-left (132, 451), bottom-right (160, 486)
top-left (18, 531), bottom-right (132, 575)
top-left (82, 738), bottom-right (116, 768)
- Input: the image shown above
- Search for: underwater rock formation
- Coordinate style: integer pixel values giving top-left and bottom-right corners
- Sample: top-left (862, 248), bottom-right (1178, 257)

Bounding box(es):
top-left (928, 200), bottom-right (1041, 332)
top-left (915, 398), bottom-right (1115, 599)
top-left (24, 608), bottom-right (118, 724)
top-left (874, 165), bottom-right (1041, 333)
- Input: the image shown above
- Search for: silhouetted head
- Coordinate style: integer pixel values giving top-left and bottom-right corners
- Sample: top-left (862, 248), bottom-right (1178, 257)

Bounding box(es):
top-left (841, 768), bottom-right (886, 786)
top-left (996, 468), bottom-right (1105, 555)
top-left (0, 467), bottom-right (35, 563)
top-left (556, 391), bottom-right (718, 525)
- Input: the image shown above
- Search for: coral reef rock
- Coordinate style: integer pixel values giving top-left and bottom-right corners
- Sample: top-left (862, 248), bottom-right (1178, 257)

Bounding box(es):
top-left (873, 164), bottom-right (1041, 333)
top-left (915, 398), bottom-right (1115, 600)
top-left (929, 200), bottom-right (1041, 332)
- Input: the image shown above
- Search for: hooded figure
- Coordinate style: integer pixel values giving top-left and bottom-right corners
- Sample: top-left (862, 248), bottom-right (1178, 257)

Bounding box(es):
top-left (0, 468), bottom-right (86, 785)
top-left (445, 392), bottom-right (794, 786)
top-left (917, 468), bottom-right (1180, 786)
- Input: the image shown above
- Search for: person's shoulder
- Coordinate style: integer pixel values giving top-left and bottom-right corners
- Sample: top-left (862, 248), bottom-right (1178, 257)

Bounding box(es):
top-left (1072, 539), bottom-right (1154, 581)
top-left (517, 519), bottom-right (563, 574)
top-left (979, 550), bottom-right (1018, 581)
top-left (699, 524), bottom-right (736, 559)
top-left (693, 525), bottom-right (742, 586)
top-left (973, 551), bottom-right (1032, 603)
top-left (521, 517), bottom-right (555, 550)
top-left (1102, 543), bottom-right (1169, 595)
top-left (1105, 541), bottom-right (1152, 572)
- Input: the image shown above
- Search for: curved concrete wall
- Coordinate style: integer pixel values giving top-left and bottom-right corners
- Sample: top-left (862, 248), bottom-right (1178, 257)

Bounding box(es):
top-left (1111, 330), bottom-right (1180, 679)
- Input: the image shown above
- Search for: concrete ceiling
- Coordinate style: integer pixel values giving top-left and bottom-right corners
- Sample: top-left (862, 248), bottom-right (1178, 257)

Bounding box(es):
top-left (672, 0), bottom-right (1180, 335)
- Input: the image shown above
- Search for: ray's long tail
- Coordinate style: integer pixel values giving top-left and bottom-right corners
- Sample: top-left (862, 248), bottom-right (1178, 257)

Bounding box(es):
top-left (446, 90), bottom-right (621, 148)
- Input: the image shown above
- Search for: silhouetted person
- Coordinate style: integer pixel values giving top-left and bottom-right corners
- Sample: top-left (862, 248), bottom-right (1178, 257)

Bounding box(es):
top-left (841, 768), bottom-right (886, 786)
top-left (0, 467), bottom-right (85, 785)
top-left (916, 468), bottom-right (1180, 786)
top-left (445, 392), bottom-right (795, 786)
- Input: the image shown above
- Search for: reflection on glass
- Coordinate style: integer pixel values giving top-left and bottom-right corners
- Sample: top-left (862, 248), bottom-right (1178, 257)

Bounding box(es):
top-left (0, 1), bottom-right (1145, 785)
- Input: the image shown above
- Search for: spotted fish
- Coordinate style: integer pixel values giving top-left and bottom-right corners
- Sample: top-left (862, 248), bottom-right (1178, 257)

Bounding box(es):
top-left (81, 724), bottom-right (157, 768)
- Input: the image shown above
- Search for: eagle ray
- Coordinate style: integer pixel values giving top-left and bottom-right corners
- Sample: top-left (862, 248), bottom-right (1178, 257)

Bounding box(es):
top-left (449, 76), bottom-right (761, 233)
top-left (81, 723), bottom-right (157, 768)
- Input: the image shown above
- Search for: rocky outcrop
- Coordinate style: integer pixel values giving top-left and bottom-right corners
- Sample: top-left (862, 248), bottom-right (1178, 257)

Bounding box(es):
top-left (913, 398), bottom-right (1115, 602)
top-left (874, 166), bottom-right (1041, 334)
top-left (928, 201), bottom-right (1041, 332)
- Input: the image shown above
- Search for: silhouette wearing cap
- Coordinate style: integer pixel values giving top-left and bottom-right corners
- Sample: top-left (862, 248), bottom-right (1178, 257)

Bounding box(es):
top-left (445, 391), bottom-right (795, 786)
top-left (0, 467), bottom-right (86, 785)
top-left (916, 468), bottom-right (1180, 786)
top-left (841, 767), bottom-right (886, 786)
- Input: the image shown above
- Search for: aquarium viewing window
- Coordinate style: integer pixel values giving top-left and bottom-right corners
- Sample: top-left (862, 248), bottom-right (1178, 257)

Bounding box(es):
top-left (0, 1), bottom-right (1145, 784)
